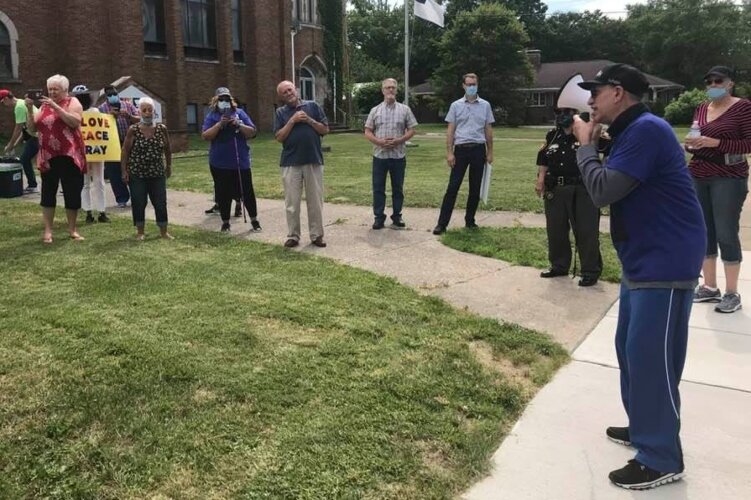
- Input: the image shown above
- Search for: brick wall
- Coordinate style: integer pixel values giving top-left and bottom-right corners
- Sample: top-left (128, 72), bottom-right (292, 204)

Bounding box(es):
top-left (0, 0), bottom-right (328, 150)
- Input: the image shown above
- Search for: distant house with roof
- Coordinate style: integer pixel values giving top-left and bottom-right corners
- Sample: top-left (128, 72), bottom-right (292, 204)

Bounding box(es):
top-left (520, 50), bottom-right (684, 125)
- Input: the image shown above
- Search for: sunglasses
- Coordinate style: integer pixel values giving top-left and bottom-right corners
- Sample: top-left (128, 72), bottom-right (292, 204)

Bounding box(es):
top-left (705, 78), bottom-right (726, 85)
top-left (217, 97), bottom-right (231, 102)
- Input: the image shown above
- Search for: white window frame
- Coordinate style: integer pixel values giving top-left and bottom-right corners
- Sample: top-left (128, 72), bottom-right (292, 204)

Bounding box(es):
top-left (299, 67), bottom-right (315, 102)
top-left (529, 92), bottom-right (547, 107)
top-left (293, 0), bottom-right (318, 25)
top-left (0, 11), bottom-right (19, 81)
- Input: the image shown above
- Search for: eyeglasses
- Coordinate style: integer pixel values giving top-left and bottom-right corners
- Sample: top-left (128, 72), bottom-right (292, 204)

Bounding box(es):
top-left (705, 78), bottom-right (726, 85)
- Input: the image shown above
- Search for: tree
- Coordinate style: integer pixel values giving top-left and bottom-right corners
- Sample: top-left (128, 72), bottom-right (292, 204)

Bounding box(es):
top-left (347, 0), bottom-right (404, 82)
top-left (431, 3), bottom-right (533, 125)
top-left (625, 0), bottom-right (751, 87)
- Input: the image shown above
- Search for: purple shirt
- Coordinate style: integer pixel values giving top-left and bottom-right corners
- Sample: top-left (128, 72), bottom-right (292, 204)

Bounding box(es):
top-left (202, 108), bottom-right (255, 170)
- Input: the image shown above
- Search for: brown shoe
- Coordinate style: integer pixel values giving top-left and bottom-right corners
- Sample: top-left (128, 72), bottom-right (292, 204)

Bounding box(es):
top-left (284, 238), bottom-right (299, 248)
top-left (312, 237), bottom-right (327, 248)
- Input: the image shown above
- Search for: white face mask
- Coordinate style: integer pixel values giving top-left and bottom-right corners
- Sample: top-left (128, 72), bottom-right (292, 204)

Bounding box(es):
top-left (217, 101), bottom-right (231, 111)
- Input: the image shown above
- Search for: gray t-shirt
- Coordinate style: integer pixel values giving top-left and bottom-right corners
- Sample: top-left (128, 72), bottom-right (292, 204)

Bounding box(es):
top-left (273, 101), bottom-right (328, 166)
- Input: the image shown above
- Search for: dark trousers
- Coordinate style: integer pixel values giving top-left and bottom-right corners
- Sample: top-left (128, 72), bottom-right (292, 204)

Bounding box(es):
top-left (20, 137), bottom-right (39, 188)
top-left (372, 157), bottom-right (406, 222)
top-left (210, 166), bottom-right (258, 222)
top-left (615, 285), bottom-right (692, 473)
top-left (105, 161), bottom-right (130, 204)
top-left (437, 144), bottom-right (485, 227)
top-left (543, 183), bottom-right (602, 277)
top-left (129, 176), bottom-right (168, 227)
top-left (40, 156), bottom-right (84, 209)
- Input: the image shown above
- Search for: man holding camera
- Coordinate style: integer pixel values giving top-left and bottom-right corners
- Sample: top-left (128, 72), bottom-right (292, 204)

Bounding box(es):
top-left (98, 85), bottom-right (139, 207)
top-left (1, 89), bottom-right (39, 193)
top-left (573, 63), bottom-right (705, 490)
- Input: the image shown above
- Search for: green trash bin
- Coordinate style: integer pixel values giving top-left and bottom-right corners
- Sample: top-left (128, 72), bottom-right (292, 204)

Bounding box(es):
top-left (0, 157), bottom-right (24, 198)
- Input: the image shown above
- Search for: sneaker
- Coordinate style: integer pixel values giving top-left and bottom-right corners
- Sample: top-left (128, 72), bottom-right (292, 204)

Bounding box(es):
top-left (117, 202), bottom-right (128, 209)
top-left (85, 212), bottom-right (95, 224)
top-left (205, 204), bottom-right (219, 215)
top-left (609, 459), bottom-right (683, 490)
top-left (98, 213), bottom-right (111, 223)
top-left (372, 219), bottom-right (385, 230)
top-left (220, 222), bottom-right (231, 232)
top-left (432, 225), bottom-right (446, 235)
top-left (693, 285), bottom-right (722, 303)
top-left (715, 293), bottom-right (742, 313)
top-left (391, 217), bottom-right (406, 229)
top-left (24, 186), bottom-right (39, 194)
top-left (251, 220), bottom-right (262, 232)
top-left (606, 426), bottom-right (631, 446)
top-left (234, 203), bottom-right (242, 218)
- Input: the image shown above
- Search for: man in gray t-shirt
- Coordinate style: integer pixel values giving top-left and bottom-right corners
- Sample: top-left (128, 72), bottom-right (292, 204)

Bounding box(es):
top-left (273, 80), bottom-right (330, 248)
top-left (364, 78), bottom-right (418, 229)
top-left (433, 73), bottom-right (494, 235)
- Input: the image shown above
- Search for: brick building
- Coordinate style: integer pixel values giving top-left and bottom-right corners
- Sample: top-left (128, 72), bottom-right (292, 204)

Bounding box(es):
top-left (0, 0), bottom-right (333, 150)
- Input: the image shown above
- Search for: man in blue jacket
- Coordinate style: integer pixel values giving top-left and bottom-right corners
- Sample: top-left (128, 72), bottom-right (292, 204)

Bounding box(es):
top-left (573, 64), bottom-right (706, 490)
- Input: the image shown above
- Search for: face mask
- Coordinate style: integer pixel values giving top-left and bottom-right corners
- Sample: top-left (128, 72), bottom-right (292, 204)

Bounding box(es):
top-left (557, 115), bottom-right (574, 128)
top-left (465, 85), bottom-right (478, 97)
top-left (217, 101), bottom-right (231, 111)
top-left (707, 87), bottom-right (728, 100)
top-left (107, 95), bottom-right (120, 105)
top-left (140, 115), bottom-right (154, 125)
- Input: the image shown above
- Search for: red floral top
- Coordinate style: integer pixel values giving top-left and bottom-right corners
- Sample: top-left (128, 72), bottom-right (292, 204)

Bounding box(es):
top-left (35, 96), bottom-right (87, 173)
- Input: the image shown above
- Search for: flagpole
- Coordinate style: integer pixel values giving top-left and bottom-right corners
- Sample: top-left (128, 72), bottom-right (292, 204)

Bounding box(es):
top-left (404, 0), bottom-right (409, 107)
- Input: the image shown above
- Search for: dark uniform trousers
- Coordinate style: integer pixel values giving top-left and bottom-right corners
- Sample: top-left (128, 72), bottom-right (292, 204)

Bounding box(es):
top-left (544, 182), bottom-right (602, 278)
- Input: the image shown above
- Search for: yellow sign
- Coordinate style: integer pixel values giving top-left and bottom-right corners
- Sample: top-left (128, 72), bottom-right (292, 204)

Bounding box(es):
top-left (80, 111), bottom-right (121, 162)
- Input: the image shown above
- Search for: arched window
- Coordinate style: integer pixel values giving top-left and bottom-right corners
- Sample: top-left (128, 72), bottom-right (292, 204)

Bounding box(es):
top-left (299, 67), bottom-right (314, 101)
top-left (0, 11), bottom-right (19, 80)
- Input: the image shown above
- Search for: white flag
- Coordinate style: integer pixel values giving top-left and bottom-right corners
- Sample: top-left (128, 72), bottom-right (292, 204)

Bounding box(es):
top-left (414, 0), bottom-right (445, 28)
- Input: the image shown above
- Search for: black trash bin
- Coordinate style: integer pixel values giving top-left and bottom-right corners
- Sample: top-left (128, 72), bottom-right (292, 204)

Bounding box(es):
top-left (0, 156), bottom-right (23, 198)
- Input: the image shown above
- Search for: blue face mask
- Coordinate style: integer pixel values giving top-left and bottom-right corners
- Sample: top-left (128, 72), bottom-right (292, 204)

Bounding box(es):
top-left (107, 95), bottom-right (120, 105)
top-left (707, 87), bottom-right (728, 100)
top-left (465, 85), bottom-right (478, 97)
top-left (140, 115), bottom-right (153, 125)
top-left (217, 101), bottom-right (231, 111)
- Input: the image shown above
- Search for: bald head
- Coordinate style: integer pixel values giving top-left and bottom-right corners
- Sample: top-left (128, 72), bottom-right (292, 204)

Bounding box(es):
top-left (277, 80), bottom-right (299, 107)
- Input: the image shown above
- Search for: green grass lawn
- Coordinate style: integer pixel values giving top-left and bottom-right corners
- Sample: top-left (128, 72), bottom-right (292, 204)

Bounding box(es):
top-left (0, 200), bottom-right (567, 499)
top-left (441, 227), bottom-right (623, 283)
top-left (171, 125), bottom-right (690, 214)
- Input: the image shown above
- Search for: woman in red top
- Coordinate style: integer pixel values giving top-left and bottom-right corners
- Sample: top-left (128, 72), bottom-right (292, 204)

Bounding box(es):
top-left (25, 74), bottom-right (87, 244)
top-left (686, 66), bottom-right (751, 313)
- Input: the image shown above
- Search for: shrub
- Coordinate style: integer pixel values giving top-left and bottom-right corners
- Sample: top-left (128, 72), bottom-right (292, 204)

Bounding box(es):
top-left (663, 89), bottom-right (707, 125)
top-left (352, 82), bottom-right (405, 114)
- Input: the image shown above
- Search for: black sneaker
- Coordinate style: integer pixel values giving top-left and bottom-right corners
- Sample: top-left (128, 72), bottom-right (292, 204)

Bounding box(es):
top-left (85, 212), bottom-right (95, 224)
top-left (220, 222), bottom-right (231, 232)
top-left (98, 213), bottom-right (111, 223)
top-left (372, 219), bottom-right (385, 230)
top-left (234, 203), bottom-right (242, 218)
top-left (609, 459), bottom-right (683, 490)
top-left (606, 426), bottom-right (631, 446)
top-left (432, 225), bottom-right (446, 235)
top-left (251, 220), bottom-right (262, 232)
top-left (391, 217), bottom-right (406, 229)
top-left (205, 204), bottom-right (219, 215)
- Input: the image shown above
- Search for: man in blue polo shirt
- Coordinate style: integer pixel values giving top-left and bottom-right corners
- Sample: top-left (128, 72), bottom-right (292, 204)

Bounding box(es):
top-left (433, 72), bottom-right (494, 235)
top-left (573, 64), bottom-right (706, 490)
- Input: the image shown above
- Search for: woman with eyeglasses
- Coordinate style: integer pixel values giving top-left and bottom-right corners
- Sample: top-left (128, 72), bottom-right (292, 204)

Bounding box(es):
top-left (687, 66), bottom-right (751, 313)
top-left (25, 74), bottom-right (87, 243)
top-left (201, 87), bottom-right (261, 233)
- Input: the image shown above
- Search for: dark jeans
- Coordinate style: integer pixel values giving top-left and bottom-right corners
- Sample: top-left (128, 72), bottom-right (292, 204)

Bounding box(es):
top-left (694, 176), bottom-right (748, 263)
top-left (20, 137), bottom-right (39, 188)
top-left (40, 156), bottom-right (84, 209)
top-left (543, 183), bottom-right (602, 277)
top-left (437, 144), bottom-right (485, 227)
top-left (129, 176), bottom-right (168, 228)
top-left (372, 157), bottom-right (406, 222)
top-left (105, 161), bottom-right (130, 204)
top-left (210, 166), bottom-right (258, 221)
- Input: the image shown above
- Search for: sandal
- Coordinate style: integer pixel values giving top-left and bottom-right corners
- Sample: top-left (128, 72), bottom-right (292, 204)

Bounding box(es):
top-left (136, 234), bottom-right (145, 241)
top-left (69, 233), bottom-right (85, 241)
top-left (42, 234), bottom-right (53, 244)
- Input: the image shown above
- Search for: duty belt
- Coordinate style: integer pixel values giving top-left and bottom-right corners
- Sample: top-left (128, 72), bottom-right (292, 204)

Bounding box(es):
top-left (548, 175), bottom-right (582, 186)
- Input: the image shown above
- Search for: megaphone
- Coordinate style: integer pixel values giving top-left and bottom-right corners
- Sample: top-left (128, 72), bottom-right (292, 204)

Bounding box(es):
top-left (557, 73), bottom-right (592, 120)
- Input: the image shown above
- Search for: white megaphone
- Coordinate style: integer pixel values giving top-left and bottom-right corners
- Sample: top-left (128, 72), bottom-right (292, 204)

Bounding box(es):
top-left (557, 73), bottom-right (593, 119)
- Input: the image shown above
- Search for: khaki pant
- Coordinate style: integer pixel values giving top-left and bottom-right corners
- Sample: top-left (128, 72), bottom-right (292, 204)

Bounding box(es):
top-left (282, 164), bottom-right (324, 242)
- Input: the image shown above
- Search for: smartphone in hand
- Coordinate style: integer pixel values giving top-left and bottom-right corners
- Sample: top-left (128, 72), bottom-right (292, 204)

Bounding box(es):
top-left (26, 89), bottom-right (43, 105)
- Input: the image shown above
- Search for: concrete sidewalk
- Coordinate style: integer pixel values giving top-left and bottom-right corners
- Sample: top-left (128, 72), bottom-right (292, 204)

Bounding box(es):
top-left (464, 195), bottom-right (751, 499)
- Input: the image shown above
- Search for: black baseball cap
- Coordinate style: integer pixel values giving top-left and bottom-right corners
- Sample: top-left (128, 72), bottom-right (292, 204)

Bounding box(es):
top-left (703, 66), bottom-right (734, 81)
top-left (578, 63), bottom-right (650, 97)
